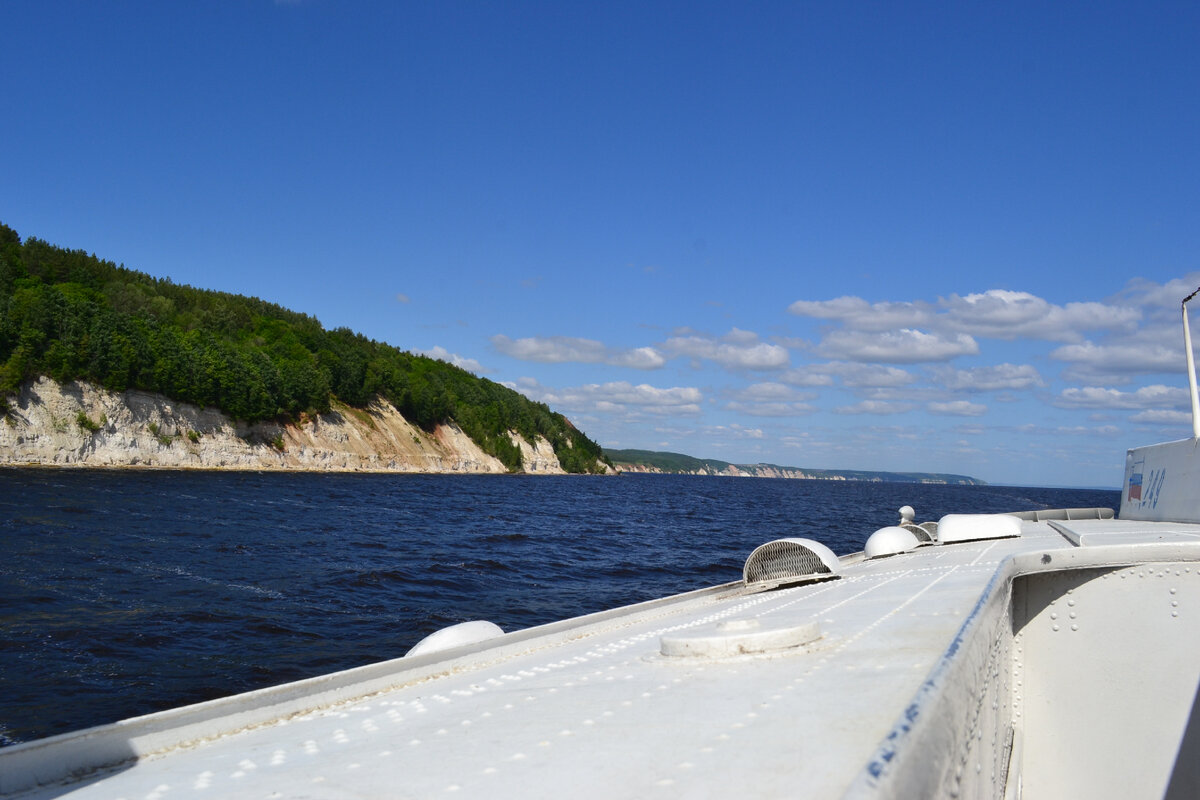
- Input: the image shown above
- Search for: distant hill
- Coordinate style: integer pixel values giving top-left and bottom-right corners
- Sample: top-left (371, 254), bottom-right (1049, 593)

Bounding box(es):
top-left (0, 222), bottom-right (609, 473)
top-left (605, 448), bottom-right (985, 485)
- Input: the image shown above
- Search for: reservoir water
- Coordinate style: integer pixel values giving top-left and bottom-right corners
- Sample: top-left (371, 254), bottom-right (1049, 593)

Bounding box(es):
top-left (0, 468), bottom-right (1118, 747)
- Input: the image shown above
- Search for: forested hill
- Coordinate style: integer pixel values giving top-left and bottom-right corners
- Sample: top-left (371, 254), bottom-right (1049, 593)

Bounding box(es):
top-left (0, 223), bottom-right (608, 473)
top-left (605, 448), bottom-right (985, 485)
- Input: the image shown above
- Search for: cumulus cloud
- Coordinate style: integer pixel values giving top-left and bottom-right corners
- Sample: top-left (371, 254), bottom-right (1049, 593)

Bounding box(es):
top-left (939, 290), bottom-right (1138, 342)
top-left (1111, 273), bottom-right (1200, 324)
top-left (491, 335), bottom-right (666, 369)
top-left (723, 382), bottom-right (817, 417)
top-left (1131, 409), bottom-right (1192, 425)
top-left (930, 363), bottom-right (1044, 392)
top-left (776, 368), bottom-right (836, 387)
top-left (664, 329), bottom-right (789, 370)
top-left (1054, 425), bottom-right (1121, 436)
top-left (726, 402), bottom-right (818, 417)
top-left (510, 378), bottom-right (703, 417)
top-left (815, 361), bottom-right (917, 388)
top-left (816, 329), bottom-right (979, 363)
top-left (789, 288), bottom-right (1139, 351)
top-left (1050, 339), bottom-right (1181, 376)
top-left (722, 327), bottom-right (762, 345)
top-left (833, 400), bottom-right (914, 415)
top-left (1053, 384), bottom-right (1188, 410)
top-left (419, 346), bottom-right (486, 374)
top-left (735, 382), bottom-right (811, 401)
top-left (927, 400), bottom-right (987, 417)
top-left (787, 296), bottom-right (934, 331)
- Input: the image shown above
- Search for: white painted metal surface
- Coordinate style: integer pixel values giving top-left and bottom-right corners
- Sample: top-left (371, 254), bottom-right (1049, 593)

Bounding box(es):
top-left (1121, 438), bottom-right (1200, 524)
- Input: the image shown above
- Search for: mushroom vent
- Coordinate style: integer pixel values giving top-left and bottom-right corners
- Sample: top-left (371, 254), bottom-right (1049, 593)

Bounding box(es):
top-left (743, 537), bottom-right (841, 587)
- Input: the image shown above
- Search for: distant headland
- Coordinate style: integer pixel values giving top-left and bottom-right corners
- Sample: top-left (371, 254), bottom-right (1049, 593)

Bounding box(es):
top-left (605, 448), bottom-right (985, 485)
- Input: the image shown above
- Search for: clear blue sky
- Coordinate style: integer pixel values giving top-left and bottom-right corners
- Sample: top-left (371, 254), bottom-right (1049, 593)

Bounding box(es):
top-left (3, 1), bottom-right (1198, 488)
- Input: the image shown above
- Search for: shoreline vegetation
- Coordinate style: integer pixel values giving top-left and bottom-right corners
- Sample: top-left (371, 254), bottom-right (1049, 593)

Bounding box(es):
top-left (0, 223), bottom-right (609, 474)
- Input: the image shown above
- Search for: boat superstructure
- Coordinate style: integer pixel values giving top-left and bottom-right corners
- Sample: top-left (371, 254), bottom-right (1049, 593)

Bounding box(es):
top-left (3, 290), bottom-right (1200, 799)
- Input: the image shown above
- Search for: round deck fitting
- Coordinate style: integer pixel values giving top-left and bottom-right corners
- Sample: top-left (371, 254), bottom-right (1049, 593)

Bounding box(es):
top-left (660, 618), bottom-right (821, 658)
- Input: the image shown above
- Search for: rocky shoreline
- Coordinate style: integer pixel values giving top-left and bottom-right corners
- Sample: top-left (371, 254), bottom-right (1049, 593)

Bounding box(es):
top-left (0, 377), bottom-right (578, 474)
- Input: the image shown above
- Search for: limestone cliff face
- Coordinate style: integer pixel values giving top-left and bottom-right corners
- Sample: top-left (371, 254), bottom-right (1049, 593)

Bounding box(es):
top-left (614, 463), bottom-right (840, 480)
top-left (0, 377), bottom-right (577, 474)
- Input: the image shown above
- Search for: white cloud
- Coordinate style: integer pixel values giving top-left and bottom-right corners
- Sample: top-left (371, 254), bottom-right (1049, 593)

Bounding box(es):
top-left (817, 361), bottom-right (917, 387)
top-left (789, 289), bottom-right (1139, 356)
top-left (1131, 409), bottom-right (1192, 425)
top-left (1053, 384), bottom-right (1188, 410)
top-left (1111, 273), bottom-right (1200, 324)
top-left (419, 346), bottom-right (486, 374)
top-left (1054, 425), bottom-right (1121, 436)
top-left (816, 329), bottom-right (979, 363)
top-left (665, 329), bottom-right (789, 369)
top-left (833, 400), bottom-right (914, 415)
top-left (725, 401), bottom-right (817, 417)
top-left (776, 368), bottom-right (836, 387)
top-left (1050, 339), bottom-right (1181, 376)
top-left (723, 382), bottom-right (816, 417)
top-left (723, 327), bottom-right (762, 345)
top-left (787, 296), bottom-right (934, 331)
top-left (928, 400), bottom-right (987, 417)
top-left (736, 382), bottom-right (812, 401)
top-left (1035, 275), bottom-right (1200, 382)
top-left (395, 293), bottom-right (411, 304)
top-left (491, 335), bottom-right (666, 369)
top-left (939, 290), bottom-right (1138, 342)
top-left (930, 363), bottom-right (1044, 392)
top-left (510, 378), bottom-right (703, 417)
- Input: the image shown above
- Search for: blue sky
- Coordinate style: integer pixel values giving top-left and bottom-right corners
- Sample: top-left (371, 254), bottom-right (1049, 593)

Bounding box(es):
top-left (3, 1), bottom-right (1199, 488)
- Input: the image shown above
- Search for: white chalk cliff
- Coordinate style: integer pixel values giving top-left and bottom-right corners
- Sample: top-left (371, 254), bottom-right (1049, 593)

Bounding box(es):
top-left (0, 377), bottom-right (593, 474)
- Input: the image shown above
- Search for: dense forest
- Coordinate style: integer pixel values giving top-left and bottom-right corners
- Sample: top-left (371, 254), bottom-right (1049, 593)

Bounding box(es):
top-left (0, 223), bottom-right (608, 473)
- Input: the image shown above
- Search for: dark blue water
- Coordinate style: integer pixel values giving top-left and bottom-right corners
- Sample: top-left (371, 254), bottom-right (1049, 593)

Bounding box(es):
top-left (0, 468), bottom-right (1118, 747)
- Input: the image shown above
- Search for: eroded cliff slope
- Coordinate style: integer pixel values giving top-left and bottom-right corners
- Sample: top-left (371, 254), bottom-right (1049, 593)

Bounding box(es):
top-left (0, 377), bottom-right (579, 473)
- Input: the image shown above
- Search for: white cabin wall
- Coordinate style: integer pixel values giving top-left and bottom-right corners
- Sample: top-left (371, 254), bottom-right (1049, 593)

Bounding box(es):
top-left (1011, 564), bottom-right (1200, 799)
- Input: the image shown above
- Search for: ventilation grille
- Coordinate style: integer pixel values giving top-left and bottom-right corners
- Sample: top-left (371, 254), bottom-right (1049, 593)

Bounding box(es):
top-left (743, 538), bottom-right (840, 587)
top-left (902, 523), bottom-right (935, 543)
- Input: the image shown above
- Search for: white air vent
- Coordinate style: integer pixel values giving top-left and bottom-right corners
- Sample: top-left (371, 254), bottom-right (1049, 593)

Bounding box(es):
top-left (901, 523), bottom-right (935, 543)
top-left (743, 538), bottom-right (840, 587)
top-left (937, 513), bottom-right (1022, 544)
top-left (405, 620), bottom-right (504, 657)
top-left (864, 526), bottom-right (921, 558)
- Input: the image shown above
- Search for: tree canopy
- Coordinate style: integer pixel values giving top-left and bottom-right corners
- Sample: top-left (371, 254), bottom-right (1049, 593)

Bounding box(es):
top-left (0, 222), bottom-right (609, 473)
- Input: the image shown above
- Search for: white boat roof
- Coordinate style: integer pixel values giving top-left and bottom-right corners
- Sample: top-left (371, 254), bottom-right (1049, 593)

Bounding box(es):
top-left (5, 490), bottom-right (1200, 799)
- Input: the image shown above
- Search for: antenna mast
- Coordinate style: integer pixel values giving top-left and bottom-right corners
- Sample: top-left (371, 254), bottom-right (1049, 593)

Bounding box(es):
top-left (1184, 286), bottom-right (1200, 439)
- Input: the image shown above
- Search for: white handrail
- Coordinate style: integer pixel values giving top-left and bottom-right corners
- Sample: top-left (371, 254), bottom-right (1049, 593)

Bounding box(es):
top-left (1184, 287), bottom-right (1200, 439)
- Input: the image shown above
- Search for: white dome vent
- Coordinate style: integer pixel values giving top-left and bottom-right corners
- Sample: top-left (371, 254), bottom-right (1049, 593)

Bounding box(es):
top-left (743, 538), bottom-right (841, 588)
top-left (405, 620), bottom-right (505, 658)
top-left (864, 526), bottom-right (921, 559)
